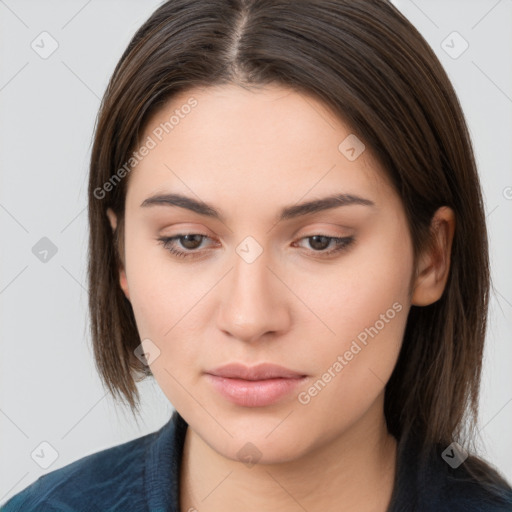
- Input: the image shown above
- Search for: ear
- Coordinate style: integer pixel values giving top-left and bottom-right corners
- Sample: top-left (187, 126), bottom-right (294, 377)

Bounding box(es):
top-left (106, 208), bottom-right (130, 301)
top-left (411, 206), bottom-right (455, 306)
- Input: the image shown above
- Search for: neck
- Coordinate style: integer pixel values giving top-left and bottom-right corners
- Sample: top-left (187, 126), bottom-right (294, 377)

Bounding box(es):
top-left (179, 394), bottom-right (397, 512)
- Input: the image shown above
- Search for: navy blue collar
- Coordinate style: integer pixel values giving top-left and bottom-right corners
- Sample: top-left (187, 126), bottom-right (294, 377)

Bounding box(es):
top-left (143, 410), bottom-right (512, 512)
top-left (145, 410), bottom-right (188, 512)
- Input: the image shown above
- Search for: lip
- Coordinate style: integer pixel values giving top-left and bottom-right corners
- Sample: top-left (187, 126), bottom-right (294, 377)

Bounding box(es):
top-left (205, 363), bottom-right (308, 407)
top-left (207, 362), bottom-right (306, 380)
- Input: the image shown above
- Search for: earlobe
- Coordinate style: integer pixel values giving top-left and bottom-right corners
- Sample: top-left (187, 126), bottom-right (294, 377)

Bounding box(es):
top-left (119, 269), bottom-right (130, 301)
top-left (106, 208), bottom-right (117, 232)
top-left (411, 206), bottom-right (455, 306)
top-left (106, 208), bottom-right (130, 301)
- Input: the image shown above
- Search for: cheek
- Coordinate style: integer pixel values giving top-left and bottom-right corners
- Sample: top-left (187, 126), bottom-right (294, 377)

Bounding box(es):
top-left (123, 233), bottom-right (218, 399)
top-left (124, 244), bottom-right (202, 407)
top-left (294, 222), bottom-right (413, 348)
top-left (121, 226), bottom-right (177, 338)
top-left (292, 225), bottom-right (412, 429)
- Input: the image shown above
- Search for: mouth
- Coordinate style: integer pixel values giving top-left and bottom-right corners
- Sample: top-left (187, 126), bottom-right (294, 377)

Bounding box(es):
top-left (204, 362), bottom-right (308, 407)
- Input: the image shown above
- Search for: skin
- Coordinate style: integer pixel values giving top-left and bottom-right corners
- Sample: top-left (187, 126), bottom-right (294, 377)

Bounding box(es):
top-left (107, 84), bottom-right (455, 512)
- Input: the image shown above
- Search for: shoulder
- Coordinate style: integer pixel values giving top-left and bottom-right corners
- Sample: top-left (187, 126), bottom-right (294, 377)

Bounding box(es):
top-left (392, 432), bottom-right (512, 512)
top-left (434, 455), bottom-right (512, 511)
top-left (0, 423), bottom-right (167, 512)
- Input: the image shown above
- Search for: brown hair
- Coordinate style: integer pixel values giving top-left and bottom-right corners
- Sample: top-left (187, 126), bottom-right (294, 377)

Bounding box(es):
top-left (87, 0), bottom-right (507, 493)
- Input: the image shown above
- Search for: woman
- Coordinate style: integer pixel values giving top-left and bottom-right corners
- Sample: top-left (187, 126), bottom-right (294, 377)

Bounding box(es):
top-left (2, 0), bottom-right (511, 510)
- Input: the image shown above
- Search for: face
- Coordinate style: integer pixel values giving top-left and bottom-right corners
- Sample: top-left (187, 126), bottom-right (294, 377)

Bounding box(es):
top-left (109, 84), bottom-right (416, 464)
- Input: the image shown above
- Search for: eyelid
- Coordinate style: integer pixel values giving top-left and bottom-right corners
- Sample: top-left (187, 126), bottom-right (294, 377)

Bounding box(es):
top-left (294, 221), bottom-right (354, 235)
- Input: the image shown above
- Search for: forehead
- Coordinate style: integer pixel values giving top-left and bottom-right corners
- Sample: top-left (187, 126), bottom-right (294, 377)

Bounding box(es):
top-left (124, 84), bottom-right (394, 214)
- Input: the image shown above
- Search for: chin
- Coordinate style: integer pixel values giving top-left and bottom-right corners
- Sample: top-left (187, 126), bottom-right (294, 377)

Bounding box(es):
top-left (203, 421), bottom-right (309, 466)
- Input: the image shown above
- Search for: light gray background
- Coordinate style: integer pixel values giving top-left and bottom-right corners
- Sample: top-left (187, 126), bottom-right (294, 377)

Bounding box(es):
top-left (1, 0), bottom-right (511, 504)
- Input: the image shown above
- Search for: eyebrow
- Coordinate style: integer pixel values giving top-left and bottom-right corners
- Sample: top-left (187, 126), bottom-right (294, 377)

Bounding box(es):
top-left (140, 192), bottom-right (375, 223)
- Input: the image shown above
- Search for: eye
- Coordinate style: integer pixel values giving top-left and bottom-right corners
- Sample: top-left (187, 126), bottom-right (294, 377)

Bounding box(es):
top-left (293, 235), bottom-right (355, 257)
top-left (157, 234), bottom-right (214, 260)
top-left (157, 233), bottom-right (355, 260)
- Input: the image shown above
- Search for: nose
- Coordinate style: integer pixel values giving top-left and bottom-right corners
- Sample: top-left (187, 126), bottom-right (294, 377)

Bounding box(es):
top-left (216, 246), bottom-right (291, 344)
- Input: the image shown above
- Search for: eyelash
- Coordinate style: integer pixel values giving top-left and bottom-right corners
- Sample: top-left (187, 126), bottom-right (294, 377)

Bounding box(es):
top-left (156, 233), bottom-right (355, 260)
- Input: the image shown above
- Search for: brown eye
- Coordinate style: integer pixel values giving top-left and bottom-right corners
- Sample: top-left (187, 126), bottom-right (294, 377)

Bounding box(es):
top-left (178, 234), bottom-right (205, 250)
top-left (308, 235), bottom-right (332, 251)
top-left (294, 235), bottom-right (355, 256)
top-left (157, 233), bottom-right (213, 259)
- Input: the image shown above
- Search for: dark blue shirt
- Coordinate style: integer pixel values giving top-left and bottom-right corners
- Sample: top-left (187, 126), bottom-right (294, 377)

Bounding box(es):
top-left (2, 410), bottom-right (511, 511)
